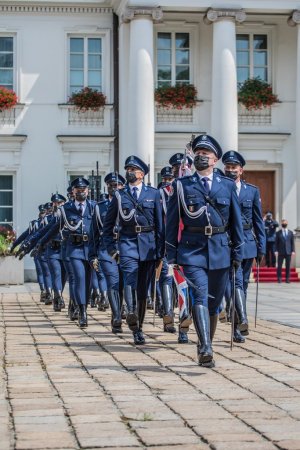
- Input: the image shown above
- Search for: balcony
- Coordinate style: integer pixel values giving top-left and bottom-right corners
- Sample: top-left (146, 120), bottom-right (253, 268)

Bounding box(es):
top-left (0, 104), bottom-right (25, 127)
top-left (238, 104), bottom-right (271, 126)
top-left (58, 104), bottom-right (113, 134)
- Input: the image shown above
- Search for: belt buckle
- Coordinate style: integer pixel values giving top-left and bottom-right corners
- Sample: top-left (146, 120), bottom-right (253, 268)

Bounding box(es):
top-left (205, 225), bottom-right (213, 236)
top-left (83, 235), bottom-right (88, 242)
top-left (135, 225), bottom-right (142, 233)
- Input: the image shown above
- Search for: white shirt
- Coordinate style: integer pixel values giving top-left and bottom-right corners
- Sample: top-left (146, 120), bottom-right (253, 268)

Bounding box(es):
top-left (236, 181), bottom-right (241, 197)
top-left (74, 199), bottom-right (86, 215)
top-left (198, 172), bottom-right (214, 191)
top-left (129, 182), bottom-right (143, 200)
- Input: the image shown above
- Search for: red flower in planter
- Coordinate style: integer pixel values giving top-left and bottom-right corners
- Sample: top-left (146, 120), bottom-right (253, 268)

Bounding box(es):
top-left (155, 84), bottom-right (197, 110)
top-left (238, 78), bottom-right (279, 111)
top-left (0, 87), bottom-right (18, 112)
top-left (68, 87), bottom-right (106, 111)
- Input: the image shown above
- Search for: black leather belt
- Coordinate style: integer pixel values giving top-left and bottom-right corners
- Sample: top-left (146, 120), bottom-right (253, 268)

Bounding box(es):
top-left (50, 240), bottom-right (61, 250)
top-left (184, 225), bottom-right (228, 236)
top-left (243, 224), bottom-right (252, 230)
top-left (123, 225), bottom-right (155, 234)
top-left (69, 234), bottom-right (89, 244)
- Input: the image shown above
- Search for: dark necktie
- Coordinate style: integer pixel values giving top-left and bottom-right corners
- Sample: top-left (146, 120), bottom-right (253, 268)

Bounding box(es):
top-left (202, 177), bottom-right (210, 194)
top-left (78, 203), bottom-right (83, 216)
top-left (132, 186), bottom-right (138, 201)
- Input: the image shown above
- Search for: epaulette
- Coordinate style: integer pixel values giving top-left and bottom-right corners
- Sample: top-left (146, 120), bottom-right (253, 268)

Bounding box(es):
top-left (220, 175), bottom-right (235, 183)
top-left (244, 182), bottom-right (258, 189)
top-left (145, 185), bottom-right (157, 191)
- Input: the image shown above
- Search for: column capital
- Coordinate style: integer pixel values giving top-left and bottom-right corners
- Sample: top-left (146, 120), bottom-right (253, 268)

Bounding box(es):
top-left (287, 10), bottom-right (300, 27)
top-left (204, 8), bottom-right (246, 25)
top-left (120, 7), bottom-right (163, 24)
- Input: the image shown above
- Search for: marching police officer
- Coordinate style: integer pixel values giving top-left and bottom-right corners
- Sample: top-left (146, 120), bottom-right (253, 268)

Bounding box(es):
top-left (103, 156), bottom-right (164, 345)
top-left (169, 153), bottom-right (193, 179)
top-left (89, 172), bottom-right (126, 333)
top-left (11, 204), bottom-right (47, 302)
top-left (222, 151), bottom-right (266, 341)
top-left (25, 178), bottom-right (95, 327)
top-left (166, 135), bottom-right (244, 367)
top-left (158, 166), bottom-right (176, 333)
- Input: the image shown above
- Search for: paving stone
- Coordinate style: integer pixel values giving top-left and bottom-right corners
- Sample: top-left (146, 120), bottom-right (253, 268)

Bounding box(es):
top-left (1, 284), bottom-right (300, 449)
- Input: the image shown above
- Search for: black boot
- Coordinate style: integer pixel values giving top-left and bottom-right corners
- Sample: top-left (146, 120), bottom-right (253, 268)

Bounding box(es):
top-left (78, 304), bottom-right (88, 328)
top-left (90, 289), bottom-right (98, 308)
top-left (124, 286), bottom-right (138, 331)
top-left (133, 330), bottom-right (145, 345)
top-left (233, 325), bottom-right (245, 343)
top-left (210, 314), bottom-right (218, 341)
top-left (135, 296), bottom-right (146, 345)
top-left (53, 292), bottom-right (62, 312)
top-left (162, 285), bottom-right (176, 333)
top-left (178, 314), bottom-right (192, 343)
top-left (44, 289), bottom-right (53, 305)
top-left (121, 303), bottom-right (127, 320)
top-left (108, 290), bottom-right (122, 333)
top-left (60, 297), bottom-right (65, 309)
top-left (235, 289), bottom-right (248, 334)
top-left (98, 291), bottom-right (109, 311)
top-left (146, 295), bottom-right (153, 310)
top-left (192, 304), bottom-right (214, 367)
top-left (156, 295), bottom-right (164, 318)
top-left (68, 298), bottom-right (79, 321)
top-left (40, 290), bottom-right (46, 303)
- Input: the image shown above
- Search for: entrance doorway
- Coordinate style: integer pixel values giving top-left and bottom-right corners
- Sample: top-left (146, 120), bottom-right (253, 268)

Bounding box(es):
top-left (242, 170), bottom-right (275, 216)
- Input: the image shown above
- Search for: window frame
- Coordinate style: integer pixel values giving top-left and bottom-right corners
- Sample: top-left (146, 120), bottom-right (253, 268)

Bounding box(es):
top-left (154, 24), bottom-right (197, 89)
top-left (0, 33), bottom-right (17, 93)
top-left (0, 174), bottom-right (14, 227)
top-left (236, 26), bottom-right (274, 87)
top-left (66, 30), bottom-right (111, 100)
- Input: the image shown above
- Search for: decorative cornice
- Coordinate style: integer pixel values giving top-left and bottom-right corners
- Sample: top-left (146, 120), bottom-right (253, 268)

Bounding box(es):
top-left (204, 8), bottom-right (246, 25)
top-left (121, 7), bottom-right (163, 24)
top-left (0, 4), bottom-right (112, 14)
top-left (287, 10), bottom-right (300, 27)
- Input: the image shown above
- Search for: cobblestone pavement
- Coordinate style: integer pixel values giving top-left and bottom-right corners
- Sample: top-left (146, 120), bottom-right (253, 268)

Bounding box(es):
top-left (1, 284), bottom-right (300, 450)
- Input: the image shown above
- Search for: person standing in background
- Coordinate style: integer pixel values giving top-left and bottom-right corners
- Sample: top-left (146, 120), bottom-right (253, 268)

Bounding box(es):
top-left (275, 220), bottom-right (295, 283)
top-left (264, 212), bottom-right (279, 267)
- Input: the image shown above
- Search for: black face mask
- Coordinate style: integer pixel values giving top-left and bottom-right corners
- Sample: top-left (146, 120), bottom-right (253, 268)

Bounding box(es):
top-left (172, 166), bottom-right (180, 179)
top-left (75, 192), bottom-right (87, 202)
top-left (282, 224), bottom-right (288, 228)
top-left (225, 170), bottom-right (239, 181)
top-left (107, 186), bottom-right (116, 197)
top-left (126, 171), bottom-right (137, 183)
top-left (194, 155), bottom-right (210, 171)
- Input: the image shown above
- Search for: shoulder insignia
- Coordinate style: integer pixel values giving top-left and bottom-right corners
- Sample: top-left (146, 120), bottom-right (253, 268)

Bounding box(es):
top-left (216, 176), bottom-right (221, 183)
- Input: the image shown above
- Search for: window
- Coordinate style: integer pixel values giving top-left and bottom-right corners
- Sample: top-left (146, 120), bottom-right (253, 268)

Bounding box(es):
top-left (156, 32), bottom-right (190, 87)
top-left (0, 36), bottom-right (14, 90)
top-left (0, 176), bottom-right (13, 226)
top-left (236, 34), bottom-right (268, 85)
top-left (69, 37), bottom-right (102, 95)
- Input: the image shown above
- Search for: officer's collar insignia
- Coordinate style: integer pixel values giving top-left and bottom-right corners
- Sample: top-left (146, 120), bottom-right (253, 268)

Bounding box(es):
top-left (192, 177), bottom-right (197, 182)
top-left (216, 176), bottom-right (221, 182)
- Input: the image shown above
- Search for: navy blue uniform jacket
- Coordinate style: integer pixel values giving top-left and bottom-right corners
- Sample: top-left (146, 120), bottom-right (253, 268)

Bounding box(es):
top-left (103, 184), bottom-right (164, 261)
top-left (166, 172), bottom-right (244, 269)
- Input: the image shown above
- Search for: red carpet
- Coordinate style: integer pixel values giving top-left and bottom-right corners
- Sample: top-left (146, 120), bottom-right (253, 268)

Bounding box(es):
top-left (252, 267), bottom-right (300, 282)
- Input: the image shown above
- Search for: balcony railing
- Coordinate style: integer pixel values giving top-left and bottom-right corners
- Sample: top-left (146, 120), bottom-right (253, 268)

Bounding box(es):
top-left (238, 104), bottom-right (271, 126)
top-left (156, 106), bottom-right (194, 124)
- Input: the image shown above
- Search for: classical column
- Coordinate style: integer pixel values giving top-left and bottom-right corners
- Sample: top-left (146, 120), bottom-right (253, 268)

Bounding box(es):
top-left (288, 11), bottom-right (300, 265)
top-left (118, 20), bottom-right (130, 167)
top-left (204, 9), bottom-right (246, 152)
top-left (121, 7), bottom-right (163, 185)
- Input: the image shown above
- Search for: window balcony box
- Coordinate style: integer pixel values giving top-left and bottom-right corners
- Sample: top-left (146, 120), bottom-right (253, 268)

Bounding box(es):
top-left (238, 104), bottom-right (272, 126)
top-left (156, 106), bottom-right (194, 124)
top-left (0, 104), bottom-right (26, 127)
top-left (58, 104), bottom-right (113, 130)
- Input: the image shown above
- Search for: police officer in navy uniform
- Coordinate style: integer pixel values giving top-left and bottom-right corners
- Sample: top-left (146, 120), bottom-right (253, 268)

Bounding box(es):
top-left (89, 172), bottom-right (126, 333)
top-left (158, 166), bottom-right (176, 333)
top-left (169, 153), bottom-right (193, 179)
top-left (11, 204), bottom-right (47, 302)
top-left (166, 135), bottom-right (244, 367)
top-left (46, 193), bottom-right (67, 312)
top-left (24, 178), bottom-right (95, 327)
top-left (222, 151), bottom-right (266, 341)
top-left (103, 156), bottom-right (164, 345)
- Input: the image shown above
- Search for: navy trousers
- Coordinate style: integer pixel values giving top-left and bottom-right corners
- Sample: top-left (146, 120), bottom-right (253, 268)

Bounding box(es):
top-left (183, 266), bottom-right (229, 316)
top-left (34, 256), bottom-right (44, 290)
top-left (120, 256), bottom-right (155, 301)
top-left (70, 258), bottom-right (91, 306)
top-left (48, 258), bottom-right (67, 293)
top-left (100, 259), bottom-right (119, 291)
top-left (39, 258), bottom-right (52, 291)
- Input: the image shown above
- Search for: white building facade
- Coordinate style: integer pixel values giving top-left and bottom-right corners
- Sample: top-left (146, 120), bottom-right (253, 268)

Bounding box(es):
top-left (1, 0), bottom-right (300, 277)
